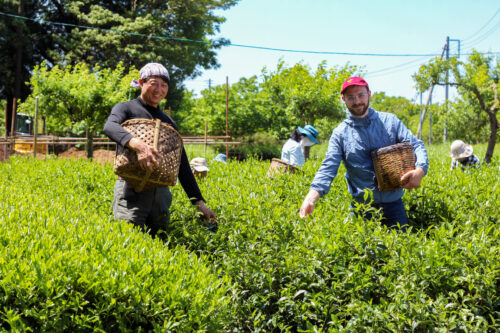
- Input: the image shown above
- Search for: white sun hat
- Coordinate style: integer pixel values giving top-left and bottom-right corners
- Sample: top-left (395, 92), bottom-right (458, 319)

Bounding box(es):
top-left (450, 140), bottom-right (473, 159)
top-left (190, 157), bottom-right (209, 172)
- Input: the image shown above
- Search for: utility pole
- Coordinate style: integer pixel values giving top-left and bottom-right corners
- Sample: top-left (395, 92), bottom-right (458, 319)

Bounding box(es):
top-left (225, 76), bottom-right (229, 158)
top-left (444, 37), bottom-right (460, 143)
top-left (444, 36), bottom-right (449, 143)
top-left (429, 94), bottom-right (432, 145)
top-left (417, 42), bottom-right (447, 139)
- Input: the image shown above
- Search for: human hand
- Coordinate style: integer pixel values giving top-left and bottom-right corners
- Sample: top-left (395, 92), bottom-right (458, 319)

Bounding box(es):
top-left (127, 138), bottom-right (161, 172)
top-left (195, 200), bottom-right (217, 224)
top-left (299, 190), bottom-right (320, 218)
top-left (401, 167), bottom-right (425, 190)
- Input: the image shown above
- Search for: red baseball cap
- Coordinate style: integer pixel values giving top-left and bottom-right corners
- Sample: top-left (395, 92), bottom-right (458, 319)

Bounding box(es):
top-left (341, 77), bottom-right (369, 94)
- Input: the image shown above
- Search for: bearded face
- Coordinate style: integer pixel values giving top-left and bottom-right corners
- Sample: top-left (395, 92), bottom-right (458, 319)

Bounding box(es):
top-left (342, 85), bottom-right (371, 118)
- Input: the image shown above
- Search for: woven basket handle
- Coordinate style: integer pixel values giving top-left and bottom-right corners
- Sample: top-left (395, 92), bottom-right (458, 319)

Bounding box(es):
top-left (136, 119), bottom-right (161, 192)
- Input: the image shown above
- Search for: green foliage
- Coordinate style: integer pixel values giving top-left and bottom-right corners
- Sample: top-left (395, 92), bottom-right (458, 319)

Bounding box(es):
top-left (168, 147), bottom-right (499, 331)
top-left (225, 132), bottom-right (281, 160)
top-left (0, 156), bottom-right (231, 331)
top-left (0, 99), bottom-right (5, 136)
top-left (413, 51), bottom-right (499, 162)
top-left (0, 145), bottom-right (498, 331)
top-left (0, 0), bottom-right (239, 110)
top-left (17, 61), bottom-right (138, 136)
top-left (177, 76), bottom-right (274, 137)
top-left (370, 92), bottom-right (420, 130)
top-left (180, 61), bottom-right (360, 140)
top-left (441, 100), bottom-right (493, 143)
top-left (261, 60), bottom-right (359, 138)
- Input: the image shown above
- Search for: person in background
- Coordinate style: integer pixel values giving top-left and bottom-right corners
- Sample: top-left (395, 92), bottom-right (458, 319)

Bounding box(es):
top-left (299, 76), bottom-right (429, 230)
top-left (190, 157), bottom-right (210, 178)
top-left (214, 153), bottom-right (227, 163)
top-left (281, 125), bottom-right (319, 166)
top-left (103, 62), bottom-right (216, 237)
top-left (450, 140), bottom-right (480, 170)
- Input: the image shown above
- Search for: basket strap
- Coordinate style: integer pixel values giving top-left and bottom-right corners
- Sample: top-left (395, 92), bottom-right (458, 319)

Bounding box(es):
top-left (136, 119), bottom-right (161, 192)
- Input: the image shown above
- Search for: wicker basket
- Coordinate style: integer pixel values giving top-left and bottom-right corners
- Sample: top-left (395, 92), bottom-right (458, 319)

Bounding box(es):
top-left (266, 158), bottom-right (300, 177)
top-left (113, 118), bottom-right (183, 192)
top-left (371, 142), bottom-right (416, 192)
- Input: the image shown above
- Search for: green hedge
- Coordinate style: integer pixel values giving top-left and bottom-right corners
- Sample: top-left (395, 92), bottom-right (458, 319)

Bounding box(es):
top-left (1, 144), bottom-right (498, 331)
top-left (0, 157), bottom-right (231, 331)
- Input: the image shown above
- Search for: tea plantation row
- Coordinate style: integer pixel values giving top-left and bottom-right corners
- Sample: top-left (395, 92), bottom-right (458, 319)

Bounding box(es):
top-left (0, 147), bottom-right (498, 331)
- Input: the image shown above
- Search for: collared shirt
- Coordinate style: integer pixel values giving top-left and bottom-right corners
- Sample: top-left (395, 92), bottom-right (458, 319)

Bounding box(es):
top-left (451, 154), bottom-right (480, 170)
top-left (103, 97), bottom-right (204, 204)
top-left (310, 108), bottom-right (429, 204)
top-left (281, 139), bottom-right (304, 166)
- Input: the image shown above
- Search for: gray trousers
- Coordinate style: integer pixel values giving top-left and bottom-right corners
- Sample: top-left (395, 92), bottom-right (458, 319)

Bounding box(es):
top-left (113, 179), bottom-right (173, 236)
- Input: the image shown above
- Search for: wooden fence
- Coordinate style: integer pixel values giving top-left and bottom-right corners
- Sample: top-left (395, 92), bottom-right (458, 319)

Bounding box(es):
top-left (0, 135), bottom-right (240, 161)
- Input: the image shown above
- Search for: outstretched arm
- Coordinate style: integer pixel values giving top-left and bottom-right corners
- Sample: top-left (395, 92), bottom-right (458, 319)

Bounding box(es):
top-left (299, 189), bottom-right (320, 218)
top-left (195, 200), bottom-right (217, 224)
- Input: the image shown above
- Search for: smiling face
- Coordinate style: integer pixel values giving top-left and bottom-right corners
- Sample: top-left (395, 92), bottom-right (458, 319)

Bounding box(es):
top-left (139, 76), bottom-right (169, 107)
top-left (342, 85), bottom-right (371, 118)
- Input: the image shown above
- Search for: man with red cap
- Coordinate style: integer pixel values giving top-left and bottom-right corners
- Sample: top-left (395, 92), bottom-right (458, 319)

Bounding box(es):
top-left (104, 63), bottom-right (216, 237)
top-left (299, 76), bottom-right (429, 230)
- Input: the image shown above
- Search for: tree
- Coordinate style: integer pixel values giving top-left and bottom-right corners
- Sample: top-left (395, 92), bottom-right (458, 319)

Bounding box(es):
top-left (369, 92), bottom-right (420, 131)
top-left (17, 61), bottom-right (138, 140)
top-left (0, 0), bottom-right (42, 135)
top-left (0, 0), bottom-right (238, 125)
top-left (413, 51), bottom-right (499, 163)
top-left (261, 60), bottom-right (358, 138)
top-left (176, 76), bottom-right (274, 137)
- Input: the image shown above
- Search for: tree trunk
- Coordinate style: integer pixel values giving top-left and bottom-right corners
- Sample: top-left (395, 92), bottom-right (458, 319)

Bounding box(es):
top-left (14, 0), bottom-right (24, 103)
top-left (484, 112), bottom-right (497, 164)
top-left (303, 145), bottom-right (310, 160)
top-left (86, 129), bottom-right (94, 159)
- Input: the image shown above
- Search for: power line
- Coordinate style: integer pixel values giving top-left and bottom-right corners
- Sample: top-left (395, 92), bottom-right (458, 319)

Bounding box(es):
top-left (365, 56), bottom-right (430, 77)
top-left (462, 6), bottom-right (500, 42)
top-left (1, 11), bottom-right (499, 59)
top-left (462, 21), bottom-right (500, 49)
top-left (0, 11), bottom-right (461, 58)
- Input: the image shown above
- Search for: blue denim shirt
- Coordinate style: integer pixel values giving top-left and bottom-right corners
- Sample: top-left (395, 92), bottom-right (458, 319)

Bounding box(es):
top-left (310, 108), bottom-right (429, 204)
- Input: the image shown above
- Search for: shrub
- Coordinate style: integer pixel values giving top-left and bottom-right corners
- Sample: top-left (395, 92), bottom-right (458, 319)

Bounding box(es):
top-left (0, 157), bottom-right (232, 331)
top-left (1, 144), bottom-right (498, 332)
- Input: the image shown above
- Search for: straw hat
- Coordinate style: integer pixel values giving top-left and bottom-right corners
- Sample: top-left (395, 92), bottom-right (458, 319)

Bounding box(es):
top-left (450, 140), bottom-right (473, 159)
top-left (190, 157), bottom-right (209, 172)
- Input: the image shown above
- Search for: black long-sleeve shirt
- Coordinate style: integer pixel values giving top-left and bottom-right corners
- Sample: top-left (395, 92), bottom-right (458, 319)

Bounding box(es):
top-left (103, 97), bottom-right (204, 204)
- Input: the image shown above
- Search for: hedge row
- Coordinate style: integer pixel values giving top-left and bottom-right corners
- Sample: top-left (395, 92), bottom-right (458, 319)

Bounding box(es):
top-left (0, 144), bottom-right (498, 331)
top-left (0, 157), bottom-right (231, 332)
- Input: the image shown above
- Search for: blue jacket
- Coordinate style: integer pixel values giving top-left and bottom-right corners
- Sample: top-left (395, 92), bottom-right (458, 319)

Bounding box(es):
top-left (310, 108), bottom-right (429, 204)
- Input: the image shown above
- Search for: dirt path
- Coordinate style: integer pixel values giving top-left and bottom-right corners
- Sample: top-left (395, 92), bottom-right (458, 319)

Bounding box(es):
top-left (57, 148), bottom-right (115, 165)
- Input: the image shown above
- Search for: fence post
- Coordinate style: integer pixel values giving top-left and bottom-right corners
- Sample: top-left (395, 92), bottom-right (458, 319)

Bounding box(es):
top-left (204, 120), bottom-right (208, 157)
top-left (34, 97), bottom-right (39, 158)
top-left (9, 98), bottom-right (17, 155)
top-left (225, 76), bottom-right (229, 158)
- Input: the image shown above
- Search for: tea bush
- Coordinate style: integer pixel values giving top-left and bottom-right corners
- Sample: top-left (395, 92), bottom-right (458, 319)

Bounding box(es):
top-left (0, 144), bottom-right (498, 332)
top-left (168, 146), bottom-right (499, 331)
top-left (0, 157), bottom-right (231, 332)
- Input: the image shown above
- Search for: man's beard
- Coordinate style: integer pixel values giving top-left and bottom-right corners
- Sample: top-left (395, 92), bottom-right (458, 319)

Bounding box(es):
top-left (347, 102), bottom-right (369, 117)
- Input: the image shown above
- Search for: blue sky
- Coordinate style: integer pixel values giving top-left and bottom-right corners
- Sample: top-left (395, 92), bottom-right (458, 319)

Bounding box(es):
top-left (184, 0), bottom-right (500, 104)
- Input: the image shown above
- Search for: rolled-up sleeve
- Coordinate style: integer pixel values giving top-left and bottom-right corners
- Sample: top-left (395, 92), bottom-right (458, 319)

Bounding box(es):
top-left (310, 130), bottom-right (343, 197)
